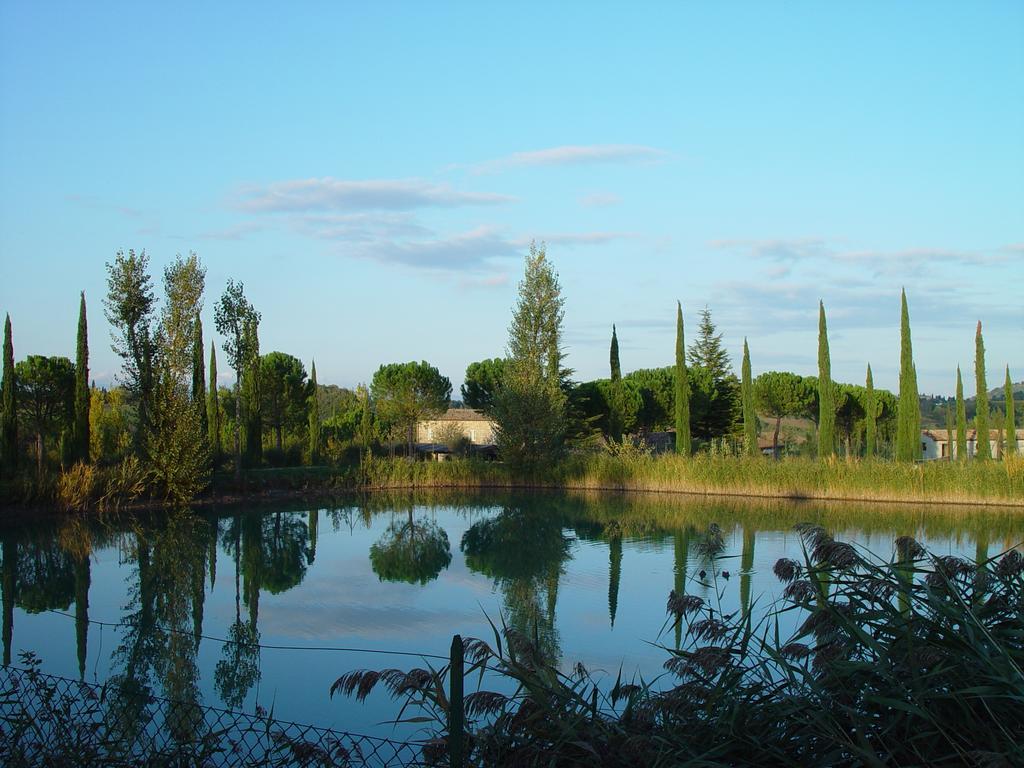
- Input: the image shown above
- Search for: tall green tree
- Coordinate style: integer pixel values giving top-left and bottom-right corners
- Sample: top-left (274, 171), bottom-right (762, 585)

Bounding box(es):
top-left (461, 358), bottom-right (507, 412)
top-left (259, 352), bottom-right (309, 452)
top-left (214, 280), bottom-right (260, 479)
top-left (1005, 366), bottom-right (1017, 457)
top-left (372, 361), bottom-right (451, 458)
top-left (607, 325), bottom-right (624, 443)
top-left (895, 289), bottom-right (920, 461)
top-left (208, 342), bottom-right (221, 466)
top-left (308, 360), bottom-right (320, 464)
top-left (674, 302), bottom-right (691, 455)
top-left (74, 293), bottom-right (90, 463)
top-left (741, 339), bottom-right (757, 456)
top-left (490, 243), bottom-right (568, 469)
top-left (687, 307), bottom-right (737, 441)
top-left (624, 367), bottom-right (675, 433)
top-left (104, 249), bottom-right (157, 450)
top-left (974, 321), bottom-right (990, 460)
top-left (956, 366), bottom-right (967, 461)
top-left (864, 364), bottom-right (876, 458)
top-left (16, 356), bottom-right (75, 480)
top-left (817, 301), bottom-right (835, 458)
top-left (192, 316), bottom-right (207, 437)
top-left (241, 316), bottom-right (262, 466)
top-left (147, 254), bottom-right (210, 502)
top-left (1, 315), bottom-right (16, 472)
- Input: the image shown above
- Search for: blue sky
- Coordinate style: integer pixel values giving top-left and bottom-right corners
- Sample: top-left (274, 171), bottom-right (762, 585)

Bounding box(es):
top-left (1, 2), bottom-right (1021, 396)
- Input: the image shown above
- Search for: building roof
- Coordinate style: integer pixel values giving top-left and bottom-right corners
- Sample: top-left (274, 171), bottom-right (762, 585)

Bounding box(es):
top-left (923, 429), bottom-right (1024, 441)
top-left (428, 408), bottom-right (492, 423)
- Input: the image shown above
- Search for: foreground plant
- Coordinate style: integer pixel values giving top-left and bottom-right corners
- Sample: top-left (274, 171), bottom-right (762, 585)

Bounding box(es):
top-left (334, 526), bottom-right (1024, 767)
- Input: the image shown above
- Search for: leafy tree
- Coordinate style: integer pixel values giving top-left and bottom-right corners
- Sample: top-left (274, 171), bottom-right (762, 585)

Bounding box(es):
top-left (864, 365), bottom-right (876, 458)
top-left (817, 301), bottom-right (835, 458)
top-left (674, 302), bottom-right (691, 454)
top-left (462, 358), bottom-right (507, 412)
top-left (370, 508), bottom-right (452, 585)
top-left (1005, 366), bottom-right (1017, 457)
top-left (356, 384), bottom-right (373, 465)
top-left (214, 280), bottom-right (260, 478)
top-left (74, 292), bottom-right (90, 463)
top-left (687, 307), bottom-right (737, 442)
top-left (16, 356), bottom-right (74, 479)
top-left (147, 255), bottom-right (210, 502)
top-left (896, 289), bottom-right (920, 461)
top-left (242, 316), bottom-right (262, 466)
top-left (624, 367), bottom-right (675, 433)
top-left (308, 361), bottom-right (320, 464)
top-left (89, 386), bottom-right (131, 464)
top-left (753, 371), bottom-right (812, 458)
top-left (208, 342), bottom-right (222, 466)
top-left (741, 339), bottom-right (757, 456)
top-left (192, 317), bottom-right (207, 437)
top-left (104, 250), bottom-right (157, 450)
top-left (608, 325), bottom-right (624, 442)
top-left (491, 244), bottom-right (567, 470)
top-left (956, 366), bottom-right (967, 461)
top-left (1, 315), bottom-right (16, 473)
top-left (834, 384), bottom-right (865, 456)
top-left (974, 321), bottom-right (990, 460)
top-left (258, 352), bottom-right (309, 452)
top-left (372, 361), bottom-right (451, 457)
top-left (572, 378), bottom-right (641, 439)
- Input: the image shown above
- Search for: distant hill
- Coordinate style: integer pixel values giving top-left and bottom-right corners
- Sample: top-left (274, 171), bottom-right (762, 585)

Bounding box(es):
top-left (919, 381), bottom-right (1023, 428)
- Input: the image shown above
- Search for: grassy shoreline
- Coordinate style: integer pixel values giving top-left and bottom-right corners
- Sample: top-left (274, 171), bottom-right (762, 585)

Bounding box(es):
top-left (358, 453), bottom-right (1024, 508)
top-left (2, 453), bottom-right (1021, 520)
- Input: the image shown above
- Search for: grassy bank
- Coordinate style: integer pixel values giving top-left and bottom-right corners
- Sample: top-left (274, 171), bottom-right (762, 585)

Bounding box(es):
top-left (360, 453), bottom-right (1024, 506)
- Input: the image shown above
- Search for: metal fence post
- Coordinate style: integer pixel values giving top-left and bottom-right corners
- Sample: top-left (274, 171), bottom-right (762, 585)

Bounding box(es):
top-left (449, 634), bottom-right (464, 768)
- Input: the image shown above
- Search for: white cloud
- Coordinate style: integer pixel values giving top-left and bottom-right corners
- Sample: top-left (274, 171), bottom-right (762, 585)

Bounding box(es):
top-left (580, 192), bottom-right (623, 207)
top-left (472, 144), bottom-right (667, 173)
top-left (513, 231), bottom-right (636, 248)
top-left (710, 237), bottom-right (833, 262)
top-left (198, 221), bottom-right (266, 241)
top-left (348, 226), bottom-right (520, 269)
top-left (233, 177), bottom-right (513, 212)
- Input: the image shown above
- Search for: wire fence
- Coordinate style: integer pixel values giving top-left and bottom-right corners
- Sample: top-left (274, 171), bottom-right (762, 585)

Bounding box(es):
top-left (0, 663), bottom-right (441, 767)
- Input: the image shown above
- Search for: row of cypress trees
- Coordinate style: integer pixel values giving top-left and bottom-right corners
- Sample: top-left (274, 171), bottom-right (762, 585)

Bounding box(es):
top-left (655, 290), bottom-right (1016, 461)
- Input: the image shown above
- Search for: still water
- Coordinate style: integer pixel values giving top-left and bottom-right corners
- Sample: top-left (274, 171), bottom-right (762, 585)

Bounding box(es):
top-left (1, 490), bottom-right (1021, 738)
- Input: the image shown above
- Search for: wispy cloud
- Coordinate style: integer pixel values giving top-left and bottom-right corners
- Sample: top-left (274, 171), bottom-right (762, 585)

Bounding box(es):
top-left (710, 237), bottom-right (833, 262)
top-left (292, 212), bottom-right (431, 241)
top-left (580, 192), bottom-right (623, 208)
top-left (515, 231), bottom-right (635, 248)
top-left (233, 177), bottom-right (513, 213)
top-left (458, 272), bottom-right (509, 290)
top-left (471, 144), bottom-right (668, 174)
top-left (198, 221), bottom-right (266, 241)
top-left (348, 225), bottom-right (520, 269)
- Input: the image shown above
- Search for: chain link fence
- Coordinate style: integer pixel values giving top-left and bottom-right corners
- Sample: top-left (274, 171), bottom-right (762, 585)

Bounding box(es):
top-left (0, 663), bottom-right (440, 767)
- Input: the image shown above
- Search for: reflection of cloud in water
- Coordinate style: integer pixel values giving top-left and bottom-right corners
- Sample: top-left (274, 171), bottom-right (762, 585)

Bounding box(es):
top-left (260, 601), bottom-right (479, 641)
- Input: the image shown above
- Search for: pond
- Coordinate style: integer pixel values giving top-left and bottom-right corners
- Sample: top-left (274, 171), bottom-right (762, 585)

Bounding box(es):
top-left (1, 490), bottom-right (1022, 739)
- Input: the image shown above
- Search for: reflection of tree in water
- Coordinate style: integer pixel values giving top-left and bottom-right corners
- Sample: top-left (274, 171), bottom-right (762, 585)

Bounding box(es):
top-left (461, 507), bottom-right (572, 664)
top-left (15, 536), bottom-right (74, 614)
top-left (105, 512), bottom-right (211, 752)
top-left (370, 507), bottom-right (452, 585)
top-left (215, 510), bottom-right (312, 710)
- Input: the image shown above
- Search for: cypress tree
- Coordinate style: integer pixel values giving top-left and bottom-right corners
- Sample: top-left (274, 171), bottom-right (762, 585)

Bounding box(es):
top-left (975, 321), bottom-right (990, 460)
top-left (674, 302), bottom-right (691, 455)
top-left (817, 301), bottom-right (835, 458)
top-left (945, 403), bottom-right (955, 461)
top-left (192, 316), bottom-right (207, 437)
top-left (956, 366), bottom-right (967, 460)
top-left (896, 289), bottom-right (920, 461)
top-left (1005, 366), bottom-right (1017, 457)
top-left (864, 364), bottom-right (876, 458)
top-left (1, 315), bottom-right (15, 472)
top-left (73, 293), bottom-right (90, 463)
top-left (741, 338), bottom-right (757, 456)
top-left (308, 360), bottom-right (320, 465)
top-left (207, 342), bottom-right (221, 465)
top-left (609, 325), bottom-right (623, 443)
